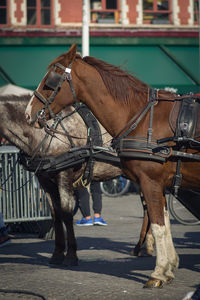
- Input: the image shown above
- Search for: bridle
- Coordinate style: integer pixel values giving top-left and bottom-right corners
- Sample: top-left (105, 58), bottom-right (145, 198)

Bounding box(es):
top-left (34, 62), bottom-right (78, 121)
top-left (34, 61), bottom-right (158, 144)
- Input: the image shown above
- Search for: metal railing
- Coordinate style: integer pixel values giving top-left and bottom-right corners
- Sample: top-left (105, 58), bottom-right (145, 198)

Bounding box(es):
top-left (0, 146), bottom-right (51, 223)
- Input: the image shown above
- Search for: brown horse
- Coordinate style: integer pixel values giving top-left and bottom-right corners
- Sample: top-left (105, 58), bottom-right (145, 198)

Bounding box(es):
top-left (25, 44), bottom-right (200, 288)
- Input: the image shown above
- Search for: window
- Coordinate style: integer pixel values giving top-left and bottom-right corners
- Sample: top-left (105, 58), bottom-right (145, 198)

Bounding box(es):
top-left (27, 0), bottom-right (53, 27)
top-left (143, 0), bottom-right (172, 24)
top-left (0, 0), bottom-right (7, 25)
top-left (90, 0), bottom-right (120, 23)
top-left (194, 0), bottom-right (199, 24)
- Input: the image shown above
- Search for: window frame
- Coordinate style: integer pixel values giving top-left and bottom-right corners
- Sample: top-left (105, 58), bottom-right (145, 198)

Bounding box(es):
top-left (0, 0), bottom-right (10, 27)
top-left (26, 0), bottom-right (54, 28)
top-left (194, 0), bottom-right (199, 24)
top-left (143, 0), bottom-right (172, 25)
top-left (90, 0), bottom-right (120, 24)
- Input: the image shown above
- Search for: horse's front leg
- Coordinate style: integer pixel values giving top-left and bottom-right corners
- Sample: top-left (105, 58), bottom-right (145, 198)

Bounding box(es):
top-left (140, 176), bottom-right (179, 288)
top-left (58, 172), bottom-right (78, 267)
top-left (163, 205), bottom-right (179, 280)
top-left (131, 193), bottom-right (154, 257)
top-left (37, 175), bottom-right (66, 264)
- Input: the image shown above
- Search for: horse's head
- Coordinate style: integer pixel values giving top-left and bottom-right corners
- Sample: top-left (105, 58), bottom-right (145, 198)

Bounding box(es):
top-left (25, 44), bottom-right (79, 128)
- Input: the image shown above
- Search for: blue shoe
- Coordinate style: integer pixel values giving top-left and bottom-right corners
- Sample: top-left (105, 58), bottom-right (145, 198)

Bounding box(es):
top-left (76, 217), bottom-right (93, 226)
top-left (93, 217), bottom-right (107, 226)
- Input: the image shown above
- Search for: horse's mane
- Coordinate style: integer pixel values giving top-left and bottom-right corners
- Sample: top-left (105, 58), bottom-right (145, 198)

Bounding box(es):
top-left (48, 53), bottom-right (66, 69)
top-left (83, 56), bottom-right (149, 104)
top-left (48, 53), bottom-right (82, 69)
top-left (48, 51), bottom-right (149, 104)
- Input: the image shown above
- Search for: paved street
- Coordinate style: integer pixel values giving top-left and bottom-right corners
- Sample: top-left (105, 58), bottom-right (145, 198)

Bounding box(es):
top-left (0, 193), bottom-right (199, 300)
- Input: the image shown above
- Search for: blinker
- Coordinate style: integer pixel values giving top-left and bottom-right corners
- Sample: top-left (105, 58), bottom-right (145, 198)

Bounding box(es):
top-left (45, 71), bottom-right (63, 90)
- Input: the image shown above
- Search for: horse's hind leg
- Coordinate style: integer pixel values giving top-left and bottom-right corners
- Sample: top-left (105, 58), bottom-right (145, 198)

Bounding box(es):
top-left (131, 193), bottom-right (154, 257)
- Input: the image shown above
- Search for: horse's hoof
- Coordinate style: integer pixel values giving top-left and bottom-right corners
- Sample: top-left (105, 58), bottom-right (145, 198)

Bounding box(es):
top-left (130, 248), bottom-right (152, 257)
top-left (62, 256), bottom-right (79, 267)
top-left (143, 278), bottom-right (164, 289)
top-left (166, 277), bottom-right (174, 284)
top-left (137, 249), bottom-right (153, 257)
top-left (130, 249), bottom-right (138, 256)
top-left (49, 253), bottom-right (65, 265)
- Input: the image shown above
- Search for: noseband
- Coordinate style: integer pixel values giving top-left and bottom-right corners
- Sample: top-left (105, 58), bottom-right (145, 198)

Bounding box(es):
top-left (34, 62), bottom-right (78, 120)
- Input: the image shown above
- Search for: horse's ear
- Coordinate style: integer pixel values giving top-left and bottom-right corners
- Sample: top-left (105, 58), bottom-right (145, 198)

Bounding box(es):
top-left (67, 44), bottom-right (77, 63)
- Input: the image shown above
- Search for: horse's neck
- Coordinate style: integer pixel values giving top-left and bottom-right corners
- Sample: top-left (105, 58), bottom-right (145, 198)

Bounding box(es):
top-left (0, 101), bottom-right (40, 155)
top-left (76, 63), bottom-right (136, 137)
top-left (0, 101), bottom-right (66, 156)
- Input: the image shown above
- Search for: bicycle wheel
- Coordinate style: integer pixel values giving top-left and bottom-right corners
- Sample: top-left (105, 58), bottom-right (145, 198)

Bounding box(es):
top-left (100, 176), bottom-right (130, 197)
top-left (168, 194), bottom-right (200, 225)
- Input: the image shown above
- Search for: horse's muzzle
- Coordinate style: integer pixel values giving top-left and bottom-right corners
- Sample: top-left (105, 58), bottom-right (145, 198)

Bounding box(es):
top-left (38, 117), bottom-right (46, 128)
top-left (25, 112), bottom-right (43, 128)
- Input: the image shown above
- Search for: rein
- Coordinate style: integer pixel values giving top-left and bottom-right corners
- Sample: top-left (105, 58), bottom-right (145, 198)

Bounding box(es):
top-left (41, 106), bottom-right (109, 145)
top-left (42, 107), bottom-right (88, 141)
top-left (0, 113), bottom-right (67, 192)
top-left (153, 93), bottom-right (200, 102)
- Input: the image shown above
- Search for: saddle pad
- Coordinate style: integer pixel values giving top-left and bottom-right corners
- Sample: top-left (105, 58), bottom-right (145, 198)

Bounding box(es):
top-left (169, 98), bottom-right (200, 138)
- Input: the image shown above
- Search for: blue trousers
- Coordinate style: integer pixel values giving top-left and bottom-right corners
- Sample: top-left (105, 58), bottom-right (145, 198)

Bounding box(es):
top-left (76, 182), bottom-right (102, 217)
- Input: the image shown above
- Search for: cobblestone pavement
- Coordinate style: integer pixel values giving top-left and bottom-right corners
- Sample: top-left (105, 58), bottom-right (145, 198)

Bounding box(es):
top-left (0, 193), bottom-right (199, 300)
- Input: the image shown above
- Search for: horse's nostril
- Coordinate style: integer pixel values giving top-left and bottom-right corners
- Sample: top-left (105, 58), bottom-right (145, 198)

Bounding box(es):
top-left (25, 113), bottom-right (31, 121)
top-left (25, 113), bottom-right (31, 122)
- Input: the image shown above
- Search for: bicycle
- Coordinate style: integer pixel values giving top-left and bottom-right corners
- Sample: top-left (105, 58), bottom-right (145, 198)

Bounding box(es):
top-left (100, 176), bottom-right (131, 197)
top-left (167, 193), bottom-right (200, 226)
top-left (100, 177), bottom-right (200, 226)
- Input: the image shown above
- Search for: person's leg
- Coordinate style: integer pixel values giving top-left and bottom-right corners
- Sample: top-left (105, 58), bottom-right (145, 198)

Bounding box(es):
top-left (90, 182), bottom-right (107, 226)
top-left (78, 188), bottom-right (91, 218)
top-left (0, 212), bottom-right (7, 234)
top-left (75, 188), bottom-right (93, 226)
top-left (0, 212), bottom-right (5, 228)
top-left (0, 212), bottom-right (10, 247)
top-left (90, 182), bottom-right (102, 217)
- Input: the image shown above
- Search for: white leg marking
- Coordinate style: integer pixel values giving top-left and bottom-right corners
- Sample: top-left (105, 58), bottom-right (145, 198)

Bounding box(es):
top-left (151, 223), bottom-right (169, 281)
top-left (145, 232), bottom-right (155, 256)
top-left (164, 208), bottom-right (179, 276)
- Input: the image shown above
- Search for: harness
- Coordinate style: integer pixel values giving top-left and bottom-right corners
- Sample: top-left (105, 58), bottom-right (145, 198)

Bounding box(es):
top-left (112, 91), bottom-right (200, 196)
top-left (33, 61), bottom-right (200, 196)
top-left (20, 105), bottom-right (120, 185)
top-left (20, 146), bottom-right (120, 175)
